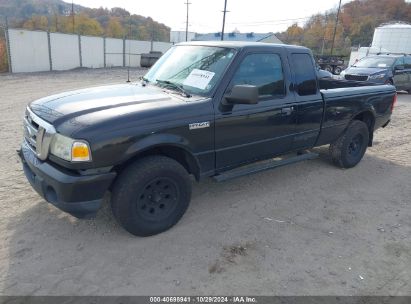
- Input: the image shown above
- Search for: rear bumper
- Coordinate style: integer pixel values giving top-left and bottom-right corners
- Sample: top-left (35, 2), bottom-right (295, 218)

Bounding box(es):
top-left (19, 141), bottom-right (116, 218)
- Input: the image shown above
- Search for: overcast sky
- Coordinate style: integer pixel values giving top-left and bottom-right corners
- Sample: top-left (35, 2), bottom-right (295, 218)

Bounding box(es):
top-left (69, 0), bottom-right (356, 33)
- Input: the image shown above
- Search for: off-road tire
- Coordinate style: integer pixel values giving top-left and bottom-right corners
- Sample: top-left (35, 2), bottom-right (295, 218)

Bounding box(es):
top-left (329, 120), bottom-right (369, 169)
top-left (111, 156), bottom-right (192, 236)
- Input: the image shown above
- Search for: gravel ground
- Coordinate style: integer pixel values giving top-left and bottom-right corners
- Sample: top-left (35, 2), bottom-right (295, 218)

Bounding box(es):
top-left (0, 68), bottom-right (410, 296)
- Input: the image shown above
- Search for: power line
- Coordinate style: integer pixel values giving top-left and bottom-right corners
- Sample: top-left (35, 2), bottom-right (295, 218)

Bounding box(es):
top-left (228, 16), bottom-right (312, 25)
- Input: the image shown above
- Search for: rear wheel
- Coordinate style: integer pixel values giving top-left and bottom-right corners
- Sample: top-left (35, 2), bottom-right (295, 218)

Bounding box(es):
top-left (329, 120), bottom-right (369, 168)
top-left (111, 156), bottom-right (192, 236)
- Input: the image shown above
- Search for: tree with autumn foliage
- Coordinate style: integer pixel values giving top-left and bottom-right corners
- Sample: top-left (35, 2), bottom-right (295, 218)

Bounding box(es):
top-left (22, 15), bottom-right (49, 31)
top-left (105, 18), bottom-right (124, 38)
top-left (3, 1), bottom-right (170, 42)
top-left (0, 38), bottom-right (8, 72)
top-left (281, 0), bottom-right (411, 55)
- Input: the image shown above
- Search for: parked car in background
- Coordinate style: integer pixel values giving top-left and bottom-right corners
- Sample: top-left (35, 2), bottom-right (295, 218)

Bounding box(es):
top-left (340, 54), bottom-right (411, 92)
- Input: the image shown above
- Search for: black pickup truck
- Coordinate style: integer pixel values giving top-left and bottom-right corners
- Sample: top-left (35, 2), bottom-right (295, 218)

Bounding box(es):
top-left (19, 42), bottom-right (396, 236)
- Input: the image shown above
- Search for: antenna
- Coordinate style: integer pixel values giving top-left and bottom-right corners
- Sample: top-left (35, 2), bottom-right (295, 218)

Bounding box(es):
top-left (185, 1), bottom-right (191, 41)
top-left (126, 18), bottom-right (131, 83)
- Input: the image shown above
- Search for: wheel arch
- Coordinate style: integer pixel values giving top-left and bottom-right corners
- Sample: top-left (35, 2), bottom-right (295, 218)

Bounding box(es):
top-left (114, 134), bottom-right (201, 181)
top-left (352, 110), bottom-right (375, 146)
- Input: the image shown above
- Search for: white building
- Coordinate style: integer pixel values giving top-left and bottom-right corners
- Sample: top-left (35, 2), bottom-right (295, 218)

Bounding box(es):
top-left (170, 31), bottom-right (196, 44)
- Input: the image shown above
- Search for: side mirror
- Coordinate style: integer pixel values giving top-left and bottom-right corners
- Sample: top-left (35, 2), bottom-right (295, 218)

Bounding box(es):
top-left (395, 65), bottom-right (405, 71)
top-left (224, 85), bottom-right (259, 105)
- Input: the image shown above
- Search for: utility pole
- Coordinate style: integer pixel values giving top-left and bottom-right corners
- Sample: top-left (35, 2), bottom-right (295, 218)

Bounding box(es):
top-left (185, 1), bottom-right (191, 41)
top-left (330, 0), bottom-right (342, 56)
top-left (151, 21), bottom-right (154, 51)
top-left (221, 0), bottom-right (228, 41)
top-left (4, 16), bottom-right (12, 73)
top-left (321, 14), bottom-right (328, 55)
top-left (71, 0), bottom-right (75, 33)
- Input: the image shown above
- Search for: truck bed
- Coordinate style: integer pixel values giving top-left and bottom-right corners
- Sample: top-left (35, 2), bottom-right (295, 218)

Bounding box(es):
top-left (316, 83), bottom-right (396, 146)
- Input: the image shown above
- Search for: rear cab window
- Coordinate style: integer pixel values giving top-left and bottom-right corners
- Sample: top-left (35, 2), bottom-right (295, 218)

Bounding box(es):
top-left (291, 53), bottom-right (318, 96)
top-left (404, 56), bottom-right (411, 69)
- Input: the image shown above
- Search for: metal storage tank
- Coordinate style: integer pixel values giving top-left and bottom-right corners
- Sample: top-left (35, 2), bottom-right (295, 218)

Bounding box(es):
top-left (371, 22), bottom-right (411, 54)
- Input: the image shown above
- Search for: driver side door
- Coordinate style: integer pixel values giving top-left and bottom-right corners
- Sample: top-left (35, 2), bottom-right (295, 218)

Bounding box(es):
top-left (214, 49), bottom-right (297, 170)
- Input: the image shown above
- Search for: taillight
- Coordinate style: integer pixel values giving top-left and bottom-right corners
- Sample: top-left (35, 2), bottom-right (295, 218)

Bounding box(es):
top-left (391, 93), bottom-right (397, 112)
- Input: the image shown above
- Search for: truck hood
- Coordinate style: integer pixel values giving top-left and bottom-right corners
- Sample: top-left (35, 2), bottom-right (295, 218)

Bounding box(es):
top-left (344, 67), bottom-right (390, 75)
top-left (29, 83), bottom-right (185, 125)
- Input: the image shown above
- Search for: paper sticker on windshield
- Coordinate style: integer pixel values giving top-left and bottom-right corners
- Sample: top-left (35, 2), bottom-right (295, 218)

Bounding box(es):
top-left (183, 69), bottom-right (215, 90)
top-left (378, 63), bottom-right (387, 67)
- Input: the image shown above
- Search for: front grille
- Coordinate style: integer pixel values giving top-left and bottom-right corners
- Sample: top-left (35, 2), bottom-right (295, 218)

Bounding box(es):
top-left (24, 111), bottom-right (39, 151)
top-left (23, 108), bottom-right (56, 160)
top-left (345, 74), bottom-right (369, 81)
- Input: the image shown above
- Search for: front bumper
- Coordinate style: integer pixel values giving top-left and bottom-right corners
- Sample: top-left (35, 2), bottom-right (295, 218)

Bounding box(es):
top-left (18, 141), bottom-right (116, 218)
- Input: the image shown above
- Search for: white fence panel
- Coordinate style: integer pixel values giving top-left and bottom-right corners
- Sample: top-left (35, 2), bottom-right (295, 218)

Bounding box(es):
top-left (8, 29), bottom-right (50, 73)
top-left (81, 36), bottom-right (104, 68)
top-left (105, 38), bottom-right (123, 67)
top-left (7, 29), bottom-right (173, 72)
top-left (125, 40), bottom-right (151, 67)
top-left (153, 41), bottom-right (172, 53)
top-left (50, 33), bottom-right (80, 70)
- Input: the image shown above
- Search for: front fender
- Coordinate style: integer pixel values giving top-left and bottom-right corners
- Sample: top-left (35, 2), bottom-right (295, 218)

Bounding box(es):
top-left (124, 133), bottom-right (193, 159)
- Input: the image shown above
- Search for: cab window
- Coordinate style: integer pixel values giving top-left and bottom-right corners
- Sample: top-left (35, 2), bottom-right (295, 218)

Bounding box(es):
top-left (229, 53), bottom-right (285, 98)
top-left (291, 53), bottom-right (318, 96)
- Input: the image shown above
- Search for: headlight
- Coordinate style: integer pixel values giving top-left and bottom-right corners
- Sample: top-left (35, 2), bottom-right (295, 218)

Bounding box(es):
top-left (50, 133), bottom-right (91, 162)
top-left (369, 73), bottom-right (386, 80)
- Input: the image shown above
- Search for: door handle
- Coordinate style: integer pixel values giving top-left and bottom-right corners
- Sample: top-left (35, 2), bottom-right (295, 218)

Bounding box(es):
top-left (281, 106), bottom-right (294, 116)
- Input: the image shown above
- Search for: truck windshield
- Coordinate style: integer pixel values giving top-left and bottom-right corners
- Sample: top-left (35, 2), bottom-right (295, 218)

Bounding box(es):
top-left (144, 45), bottom-right (237, 96)
top-left (353, 56), bottom-right (395, 68)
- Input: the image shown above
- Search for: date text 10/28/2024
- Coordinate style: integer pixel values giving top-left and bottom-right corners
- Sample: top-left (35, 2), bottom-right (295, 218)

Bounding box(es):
top-left (149, 297), bottom-right (257, 303)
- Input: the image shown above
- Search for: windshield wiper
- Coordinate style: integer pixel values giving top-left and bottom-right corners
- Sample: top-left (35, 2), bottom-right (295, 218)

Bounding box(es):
top-left (155, 79), bottom-right (192, 98)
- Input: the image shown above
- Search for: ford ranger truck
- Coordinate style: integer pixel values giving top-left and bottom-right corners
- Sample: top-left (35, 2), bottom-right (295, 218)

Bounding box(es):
top-left (19, 42), bottom-right (396, 236)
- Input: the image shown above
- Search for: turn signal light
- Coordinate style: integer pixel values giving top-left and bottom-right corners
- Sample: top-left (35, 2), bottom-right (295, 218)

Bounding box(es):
top-left (72, 142), bottom-right (91, 162)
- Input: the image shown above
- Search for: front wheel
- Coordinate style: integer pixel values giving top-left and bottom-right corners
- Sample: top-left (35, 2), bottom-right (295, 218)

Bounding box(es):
top-left (329, 120), bottom-right (369, 168)
top-left (111, 156), bottom-right (192, 236)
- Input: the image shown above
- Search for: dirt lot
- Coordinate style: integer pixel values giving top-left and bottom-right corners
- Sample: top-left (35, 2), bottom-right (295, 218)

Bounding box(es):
top-left (0, 68), bottom-right (410, 296)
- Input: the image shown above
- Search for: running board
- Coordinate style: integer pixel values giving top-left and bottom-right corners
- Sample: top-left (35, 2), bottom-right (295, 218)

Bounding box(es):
top-left (213, 152), bottom-right (319, 182)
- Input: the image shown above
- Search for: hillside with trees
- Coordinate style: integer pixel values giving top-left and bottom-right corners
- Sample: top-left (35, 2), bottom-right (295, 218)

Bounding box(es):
top-left (278, 0), bottom-right (411, 56)
top-left (0, 0), bottom-right (170, 41)
top-left (0, 0), bottom-right (170, 72)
